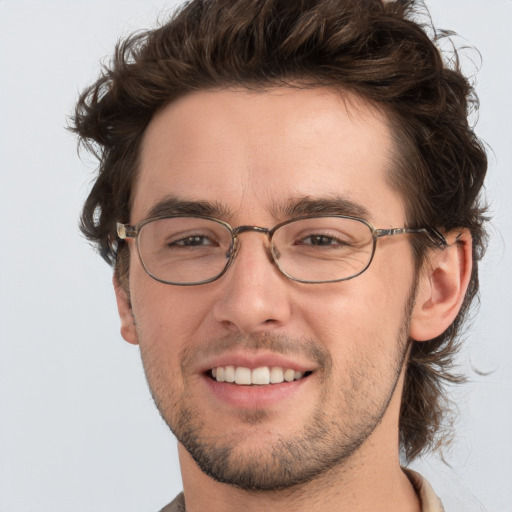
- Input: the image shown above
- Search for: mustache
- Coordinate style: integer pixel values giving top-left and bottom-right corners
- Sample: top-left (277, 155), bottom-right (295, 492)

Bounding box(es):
top-left (183, 332), bottom-right (331, 369)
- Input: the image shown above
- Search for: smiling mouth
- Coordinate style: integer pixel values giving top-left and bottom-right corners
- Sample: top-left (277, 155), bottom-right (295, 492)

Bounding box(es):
top-left (209, 366), bottom-right (313, 386)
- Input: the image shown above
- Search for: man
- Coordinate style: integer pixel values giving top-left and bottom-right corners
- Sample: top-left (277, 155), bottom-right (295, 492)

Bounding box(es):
top-left (72, 0), bottom-right (487, 510)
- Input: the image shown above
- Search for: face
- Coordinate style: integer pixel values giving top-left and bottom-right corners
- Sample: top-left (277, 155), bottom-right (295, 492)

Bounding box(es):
top-left (120, 87), bottom-right (420, 490)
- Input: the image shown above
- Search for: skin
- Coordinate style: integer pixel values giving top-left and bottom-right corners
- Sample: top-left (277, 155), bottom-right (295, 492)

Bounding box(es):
top-left (114, 87), bottom-right (472, 512)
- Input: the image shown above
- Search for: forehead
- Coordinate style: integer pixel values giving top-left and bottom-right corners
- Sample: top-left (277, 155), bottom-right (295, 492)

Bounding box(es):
top-left (133, 87), bottom-right (404, 224)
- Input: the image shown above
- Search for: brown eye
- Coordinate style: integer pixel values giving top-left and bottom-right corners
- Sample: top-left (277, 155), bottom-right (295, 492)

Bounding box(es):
top-left (170, 235), bottom-right (215, 247)
top-left (300, 235), bottom-right (342, 246)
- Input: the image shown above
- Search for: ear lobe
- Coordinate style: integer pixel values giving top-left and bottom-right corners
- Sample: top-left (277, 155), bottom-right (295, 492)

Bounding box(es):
top-left (409, 229), bottom-right (473, 342)
top-left (113, 275), bottom-right (139, 345)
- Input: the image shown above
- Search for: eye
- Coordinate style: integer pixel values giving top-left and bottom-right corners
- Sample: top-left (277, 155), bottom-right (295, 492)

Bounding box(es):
top-left (169, 235), bottom-right (217, 247)
top-left (300, 234), bottom-right (345, 246)
top-left (296, 231), bottom-right (353, 248)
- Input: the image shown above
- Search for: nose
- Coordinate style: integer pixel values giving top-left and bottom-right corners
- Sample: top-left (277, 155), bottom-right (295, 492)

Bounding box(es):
top-left (212, 232), bottom-right (292, 334)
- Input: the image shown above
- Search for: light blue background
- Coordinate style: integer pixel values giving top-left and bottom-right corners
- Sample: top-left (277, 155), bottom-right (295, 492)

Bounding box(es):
top-left (1, 1), bottom-right (511, 510)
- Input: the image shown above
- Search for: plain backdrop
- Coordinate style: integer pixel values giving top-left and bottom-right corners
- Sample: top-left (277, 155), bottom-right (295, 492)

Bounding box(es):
top-left (0, 1), bottom-right (511, 511)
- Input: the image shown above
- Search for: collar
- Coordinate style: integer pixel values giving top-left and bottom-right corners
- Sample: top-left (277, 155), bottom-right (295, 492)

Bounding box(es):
top-left (404, 468), bottom-right (445, 512)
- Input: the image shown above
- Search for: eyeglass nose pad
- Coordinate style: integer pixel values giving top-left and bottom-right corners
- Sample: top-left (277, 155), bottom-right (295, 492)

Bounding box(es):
top-left (226, 236), bottom-right (241, 263)
top-left (226, 234), bottom-right (276, 268)
top-left (270, 244), bottom-right (281, 261)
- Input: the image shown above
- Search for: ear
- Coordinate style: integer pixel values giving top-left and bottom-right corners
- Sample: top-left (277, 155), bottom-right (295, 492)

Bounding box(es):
top-left (409, 229), bottom-right (472, 342)
top-left (113, 274), bottom-right (139, 345)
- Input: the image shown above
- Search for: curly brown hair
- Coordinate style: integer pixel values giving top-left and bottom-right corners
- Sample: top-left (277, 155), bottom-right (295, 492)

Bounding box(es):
top-left (71, 0), bottom-right (488, 461)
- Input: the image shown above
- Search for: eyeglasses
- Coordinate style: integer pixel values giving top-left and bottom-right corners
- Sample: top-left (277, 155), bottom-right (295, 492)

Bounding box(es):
top-left (116, 215), bottom-right (446, 286)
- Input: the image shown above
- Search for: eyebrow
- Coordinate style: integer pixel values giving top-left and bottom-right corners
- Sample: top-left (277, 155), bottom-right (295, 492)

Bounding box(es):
top-left (275, 195), bottom-right (372, 220)
top-left (145, 197), bottom-right (232, 220)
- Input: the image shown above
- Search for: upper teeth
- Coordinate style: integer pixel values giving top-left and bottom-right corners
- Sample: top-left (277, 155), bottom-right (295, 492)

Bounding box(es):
top-left (211, 366), bottom-right (304, 385)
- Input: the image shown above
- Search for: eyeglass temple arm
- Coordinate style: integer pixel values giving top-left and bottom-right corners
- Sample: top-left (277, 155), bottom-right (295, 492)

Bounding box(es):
top-left (375, 227), bottom-right (447, 247)
top-left (117, 222), bottom-right (137, 240)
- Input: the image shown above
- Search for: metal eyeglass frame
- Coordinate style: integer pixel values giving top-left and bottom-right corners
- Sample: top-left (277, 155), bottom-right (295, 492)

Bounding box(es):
top-left (116, 214), bottom-right (447, 286)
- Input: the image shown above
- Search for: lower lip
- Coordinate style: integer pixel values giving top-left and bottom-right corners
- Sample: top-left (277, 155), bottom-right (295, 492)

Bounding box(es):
top-left (202, 374), bottom-right (310, 409)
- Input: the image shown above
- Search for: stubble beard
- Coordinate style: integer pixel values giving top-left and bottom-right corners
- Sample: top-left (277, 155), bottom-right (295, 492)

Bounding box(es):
top-left (138, 289), bottom-right (416, 492)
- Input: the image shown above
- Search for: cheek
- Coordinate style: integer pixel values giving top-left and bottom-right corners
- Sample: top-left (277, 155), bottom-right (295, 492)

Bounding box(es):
top-left (130, 279), bottom-right (203, 400)
top-left (295, 265), bottom-right (413, 357)
top-left (130, 269), bottom-right (216, 351)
